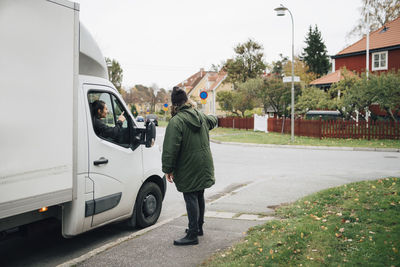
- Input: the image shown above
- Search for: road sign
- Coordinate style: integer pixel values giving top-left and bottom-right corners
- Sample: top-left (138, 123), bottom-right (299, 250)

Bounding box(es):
top-left (200, 99), bottom-right (207, 105)
top-left (163, 103), bottom-right (168, 108)
top-left (163, 107), bottom-right (168, 111)
top-left (200, 91), bottom-right (208, 100)
top-left (283, 76), bottom-right (300, 83)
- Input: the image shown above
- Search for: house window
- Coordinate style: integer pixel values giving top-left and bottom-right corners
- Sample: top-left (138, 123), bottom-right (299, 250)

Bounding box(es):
top-left (372, 51), bottom-right (388, 71)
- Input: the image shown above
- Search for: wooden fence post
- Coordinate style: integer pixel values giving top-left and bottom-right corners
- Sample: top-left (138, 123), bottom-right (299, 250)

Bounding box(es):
top-left (319, 117), bottom-right (322, 139)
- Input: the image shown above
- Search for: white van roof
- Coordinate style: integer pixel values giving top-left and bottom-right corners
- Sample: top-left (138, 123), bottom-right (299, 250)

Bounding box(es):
top-left (79, 24), bottom-right (108, 80)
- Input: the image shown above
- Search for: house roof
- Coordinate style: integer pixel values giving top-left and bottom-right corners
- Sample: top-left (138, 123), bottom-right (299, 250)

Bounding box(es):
top-left (175, 68), bottom-right (212, 94)
top-left (335, 16), bottom-right (400, 57)
top-left (206, 71), bottom-right (227, 92)
top-left (309, 69), bottom-right (355, 86)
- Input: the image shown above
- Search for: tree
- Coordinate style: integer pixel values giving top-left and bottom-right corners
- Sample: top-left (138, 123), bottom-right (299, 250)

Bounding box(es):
top-left (296, 87), bottom-right (332, 114)
top-left (301, 25), bottom-right (330, 77)
top-left (105, 57), bottom-right (123, 93)
top-left (369, 71), bottom-right (400, 121)
top-left (348, 0), bottom-right (400, 38)
top-left (328, 69), bottom-right (360, 118)
top-left (270, 54), bottom-right (289, 78)
top-left (131, 104), bottom-right (138, 117)
top-left (216, 91), bottom-right (235, 115)
top-left (156, 88), bottom-right (169, 105)
top-left (282, 56), bottom-right (318, 88)
top-left (224, 39), bottom-right (266, 85)
top-left (216, 89), bottom-right (255, 117)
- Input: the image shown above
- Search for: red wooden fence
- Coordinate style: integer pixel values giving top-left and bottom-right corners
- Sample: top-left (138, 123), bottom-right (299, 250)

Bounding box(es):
top-left (218, 117), bottom-right (254, 130)
top-left (218, 117), bottom-right (400, 140)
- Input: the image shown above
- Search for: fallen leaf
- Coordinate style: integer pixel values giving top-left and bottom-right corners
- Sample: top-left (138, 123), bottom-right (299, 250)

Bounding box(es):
top-left (339, 228), bottom-right (345, 233)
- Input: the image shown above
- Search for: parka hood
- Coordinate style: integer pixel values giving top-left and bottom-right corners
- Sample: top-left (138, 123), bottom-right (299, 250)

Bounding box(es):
top-left (176, 104), bottom-right (203, 131)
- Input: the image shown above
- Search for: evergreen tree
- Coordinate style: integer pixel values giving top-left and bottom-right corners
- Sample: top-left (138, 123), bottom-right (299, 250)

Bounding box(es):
top-left (105, 57), bottom-right (123, 93)
top-left (130, 104), bottom-right (138, 117)
top-left (301, 25), bottom-right (330, 77)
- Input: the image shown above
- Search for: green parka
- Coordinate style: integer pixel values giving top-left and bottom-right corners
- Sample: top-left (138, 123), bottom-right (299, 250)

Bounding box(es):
top-left (162, 103), bottom-right (218, 193)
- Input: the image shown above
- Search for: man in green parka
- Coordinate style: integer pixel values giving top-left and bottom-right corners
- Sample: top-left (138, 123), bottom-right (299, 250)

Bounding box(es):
top-left (162, 86), bottom-right (218, 246)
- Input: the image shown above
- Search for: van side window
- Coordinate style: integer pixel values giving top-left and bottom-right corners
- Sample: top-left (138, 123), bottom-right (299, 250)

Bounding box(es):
top-left (88, 92), bottom-right (130, 147)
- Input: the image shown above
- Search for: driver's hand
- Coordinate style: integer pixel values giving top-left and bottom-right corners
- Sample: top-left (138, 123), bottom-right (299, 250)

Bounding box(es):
top-left (118, 111), bottom-right (126, 123)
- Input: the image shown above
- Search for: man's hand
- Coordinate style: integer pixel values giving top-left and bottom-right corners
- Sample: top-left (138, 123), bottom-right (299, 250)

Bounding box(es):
top-left (118, 111), bottom-right (126, 123)
top-left (165, 173), bottom-right (174, 183)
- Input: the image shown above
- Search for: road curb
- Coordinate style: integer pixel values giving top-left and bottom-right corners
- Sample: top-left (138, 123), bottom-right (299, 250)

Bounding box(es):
top-left (210, 139), bottom-right (400, 153)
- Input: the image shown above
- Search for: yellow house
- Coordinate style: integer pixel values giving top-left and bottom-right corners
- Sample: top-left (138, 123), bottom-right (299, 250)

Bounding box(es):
top-left (177, 69), bottom-right (233, 116)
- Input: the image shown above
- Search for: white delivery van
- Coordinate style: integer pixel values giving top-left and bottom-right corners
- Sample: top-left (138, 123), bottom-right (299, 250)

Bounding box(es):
top-left (0, 0), bottom-right (165, 238)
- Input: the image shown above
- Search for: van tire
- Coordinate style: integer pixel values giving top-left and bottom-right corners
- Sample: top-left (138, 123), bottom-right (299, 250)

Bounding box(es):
top-left (136, 182), bottom-right (162, 228)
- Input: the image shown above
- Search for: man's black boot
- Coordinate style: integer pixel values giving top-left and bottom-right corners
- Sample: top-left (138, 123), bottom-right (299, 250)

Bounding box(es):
top-left (185, 223), bottom-right (204, 236)
top-left (185, 227), bottom-right (203, 236)
top-left (174, 231), bottom-right (199, 246)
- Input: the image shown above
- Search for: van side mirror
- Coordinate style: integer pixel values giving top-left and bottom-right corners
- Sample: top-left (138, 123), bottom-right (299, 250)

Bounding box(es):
top-left (145, 121), bottom-right (156, 148)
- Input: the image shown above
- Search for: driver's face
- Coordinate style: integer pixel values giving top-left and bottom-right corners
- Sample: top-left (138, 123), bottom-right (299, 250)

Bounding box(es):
top-left (99, 104), bottom-right (108, 118)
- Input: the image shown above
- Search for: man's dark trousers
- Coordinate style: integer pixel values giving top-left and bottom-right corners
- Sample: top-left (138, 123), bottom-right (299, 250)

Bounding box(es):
top-left (183, 189), bottom-right (205, 233)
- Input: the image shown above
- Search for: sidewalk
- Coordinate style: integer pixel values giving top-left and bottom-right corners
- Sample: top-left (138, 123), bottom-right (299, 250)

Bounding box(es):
top-left (210, 139), bottom-right (400, 152)
top-left (75, 216), bottom-right (269, 267)
top-left (60, 181), bottom-right (278, 267)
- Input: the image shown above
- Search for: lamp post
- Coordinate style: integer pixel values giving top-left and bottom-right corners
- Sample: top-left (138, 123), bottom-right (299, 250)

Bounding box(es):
top-left (274, 4), bottom-right (295, 142)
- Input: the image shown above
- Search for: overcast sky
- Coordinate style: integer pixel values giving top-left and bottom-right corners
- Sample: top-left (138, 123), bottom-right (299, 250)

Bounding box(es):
top-left (75, 0), bottom-right (363, 90)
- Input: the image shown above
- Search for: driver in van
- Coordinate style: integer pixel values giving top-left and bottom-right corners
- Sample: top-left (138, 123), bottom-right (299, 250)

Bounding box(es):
top-left (91, 100), bottom-right (126, 141)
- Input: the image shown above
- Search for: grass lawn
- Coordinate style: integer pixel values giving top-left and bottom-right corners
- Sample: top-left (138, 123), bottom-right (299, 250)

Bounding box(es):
top-left (157, 120), bottom-right (169, 127)
top-left (203, 177), bottom-right (400, 267)
top-left (210, 128), bottom-right (400, 149)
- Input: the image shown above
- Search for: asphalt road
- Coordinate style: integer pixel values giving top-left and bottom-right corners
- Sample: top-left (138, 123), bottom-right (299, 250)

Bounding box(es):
top-left (1, 126), bottom-right (399, 267)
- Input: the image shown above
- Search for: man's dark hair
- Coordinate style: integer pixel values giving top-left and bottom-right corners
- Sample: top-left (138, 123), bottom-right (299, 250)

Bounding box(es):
top-left (171, 86), bottom-right (188, 106)
top-left (92, 100), bottom-right (105, 118)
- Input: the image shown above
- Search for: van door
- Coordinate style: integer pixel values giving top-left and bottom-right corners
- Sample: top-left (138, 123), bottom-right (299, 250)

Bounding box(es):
top-left (84, 84), bottom-right (143, 227)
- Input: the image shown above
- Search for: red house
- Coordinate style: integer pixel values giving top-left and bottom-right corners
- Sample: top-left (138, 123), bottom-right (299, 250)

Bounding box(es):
top-left (332, 16), bottom-right (400, 74)
top-left (310, 16), bottom-right (400, 117)
top-left (311, 16), bottom-right (400, 90)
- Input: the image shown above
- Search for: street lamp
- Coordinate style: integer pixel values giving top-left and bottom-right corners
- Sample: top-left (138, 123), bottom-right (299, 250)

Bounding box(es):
top-left (274, 4), bottom-right (295, 142)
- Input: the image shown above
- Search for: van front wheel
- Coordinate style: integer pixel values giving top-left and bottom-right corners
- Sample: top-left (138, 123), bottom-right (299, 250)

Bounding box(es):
top-left (136, 182), bottom-right (162, 228)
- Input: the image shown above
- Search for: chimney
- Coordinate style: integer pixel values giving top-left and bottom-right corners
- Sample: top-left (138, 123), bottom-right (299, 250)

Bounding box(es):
top-left (200, 68), bottom-right (204, 77)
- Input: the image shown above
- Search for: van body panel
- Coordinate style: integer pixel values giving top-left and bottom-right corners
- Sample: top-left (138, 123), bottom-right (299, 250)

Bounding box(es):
top-left (1, 1), bottom-right (164, 237)
top-left (0, 0), bottom-right (78, 219)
